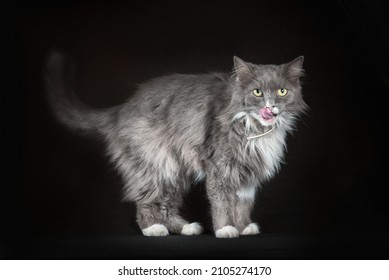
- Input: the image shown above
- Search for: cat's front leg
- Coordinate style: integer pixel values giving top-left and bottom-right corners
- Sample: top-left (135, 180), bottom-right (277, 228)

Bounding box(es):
top-left (235, 188), bottom-right (261, 235)
top-left (206, 178), bottom-right (240, 238)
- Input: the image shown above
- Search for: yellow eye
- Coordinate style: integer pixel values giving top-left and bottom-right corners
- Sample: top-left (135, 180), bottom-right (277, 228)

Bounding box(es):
top-left (277, 88), bottom-right (288, 97)
top-left (253, 88), bottom-right (263, 97)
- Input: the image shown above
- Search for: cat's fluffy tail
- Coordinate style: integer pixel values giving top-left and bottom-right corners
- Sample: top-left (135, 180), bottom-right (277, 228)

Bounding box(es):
top-left (45, 51), bottom-right (115, 134)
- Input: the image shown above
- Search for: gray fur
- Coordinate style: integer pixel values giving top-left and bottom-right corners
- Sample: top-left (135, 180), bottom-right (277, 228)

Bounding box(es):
top-left (45, 52), bottom-right (307, 237)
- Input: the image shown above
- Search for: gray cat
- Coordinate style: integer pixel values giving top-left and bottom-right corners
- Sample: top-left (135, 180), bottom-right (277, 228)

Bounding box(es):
top-left (45, 53), bottom-right (307, 238)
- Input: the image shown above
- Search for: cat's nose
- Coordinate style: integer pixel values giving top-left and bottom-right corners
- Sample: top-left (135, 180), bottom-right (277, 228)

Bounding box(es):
top-left (265, 101), bottom-right (276, 109)
top-left (265, 105), bottom-right (276, 110)
top-left (265, 104), bottom-right (279, 115)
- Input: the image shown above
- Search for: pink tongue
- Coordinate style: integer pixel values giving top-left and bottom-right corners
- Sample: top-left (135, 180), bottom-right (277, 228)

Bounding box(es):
top-left (260, 107), bottom-right (274, 120)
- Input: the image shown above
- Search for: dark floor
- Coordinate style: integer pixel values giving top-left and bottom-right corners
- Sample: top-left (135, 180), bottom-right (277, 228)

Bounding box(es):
top-left (3, 0), bottom-right (389, 260)
top-left (4, 233), bottom-right (389, 260)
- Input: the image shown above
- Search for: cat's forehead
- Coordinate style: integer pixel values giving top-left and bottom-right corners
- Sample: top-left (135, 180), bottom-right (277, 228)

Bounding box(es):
top-left (244, 64), bottom-right (283, 89)
top-left (254, 65), bottom-right (282, 82)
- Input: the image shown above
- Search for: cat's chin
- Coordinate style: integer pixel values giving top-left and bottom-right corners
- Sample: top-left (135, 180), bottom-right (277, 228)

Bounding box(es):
top-left (258, 116), bottom-right (276, 127)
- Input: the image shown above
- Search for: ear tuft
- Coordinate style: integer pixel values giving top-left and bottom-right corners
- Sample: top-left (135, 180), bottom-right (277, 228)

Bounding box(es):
top-left (233, 56), bottom-right (252, 83)
top-left (285, 56), bottom-right (305, 83)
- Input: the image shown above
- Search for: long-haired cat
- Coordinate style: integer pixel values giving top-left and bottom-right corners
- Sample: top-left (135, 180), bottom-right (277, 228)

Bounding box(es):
top-left (45, 53), bottom-right (307, 238)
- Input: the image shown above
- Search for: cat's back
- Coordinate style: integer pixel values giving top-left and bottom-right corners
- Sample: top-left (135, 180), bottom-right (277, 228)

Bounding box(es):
top-left (137, 72), bottom-right (228, 104)
top-left (124, 72), bottom-right (229, 122)
top-left (116, 71), bottom-right (229, 136)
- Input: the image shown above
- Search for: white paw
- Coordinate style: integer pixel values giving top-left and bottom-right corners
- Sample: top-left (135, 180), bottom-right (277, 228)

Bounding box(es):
top-left (241, 223), bottom-right (261, 235)
top-left (142, 224), bottom-right (169, 236)
top-left (181, 222), bottom-right (203, 235)
top-left (215, 225), bottom-right (239, 238)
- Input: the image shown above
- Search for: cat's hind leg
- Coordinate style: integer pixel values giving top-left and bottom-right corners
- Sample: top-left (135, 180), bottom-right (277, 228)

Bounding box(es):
top-left (136, 197), bottom-right (203, 236)
top-left (166, 213), bottom-right (203, 236)
top-left (126, 150), bottom-right (202, 236)
top-left (136, 203), bottom-right (169, 236)
top-left (160, 196), bottom-right (203, 236)
top-left (181, 222), bottom-right (203, 235)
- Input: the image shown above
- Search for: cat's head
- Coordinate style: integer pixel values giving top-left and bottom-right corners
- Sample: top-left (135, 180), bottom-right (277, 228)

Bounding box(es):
top-left (230, 56), bottom-right (308, 130)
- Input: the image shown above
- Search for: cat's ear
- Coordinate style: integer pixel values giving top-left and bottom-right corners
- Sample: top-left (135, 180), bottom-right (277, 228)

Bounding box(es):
top-left (233, 56), bottom-right (253, 83)
top-left (284, 56), bottom-right (304, 83)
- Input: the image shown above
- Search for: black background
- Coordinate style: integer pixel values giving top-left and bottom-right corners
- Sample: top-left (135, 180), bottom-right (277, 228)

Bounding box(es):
top-left (3, 0), bottom-right (389, 259)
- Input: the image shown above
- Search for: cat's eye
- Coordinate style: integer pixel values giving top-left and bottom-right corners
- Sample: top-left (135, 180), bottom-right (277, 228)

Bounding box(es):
top-left (277, 88), bottom-right (288, 97)
top-left (253, 89), bottom-right (263, 97)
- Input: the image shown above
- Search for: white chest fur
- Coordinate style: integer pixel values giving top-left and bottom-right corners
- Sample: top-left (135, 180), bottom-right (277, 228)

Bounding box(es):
top-left (247, 127), bottom-right (287, 181)
top-left (233, 111), bottom-right (292, 183)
